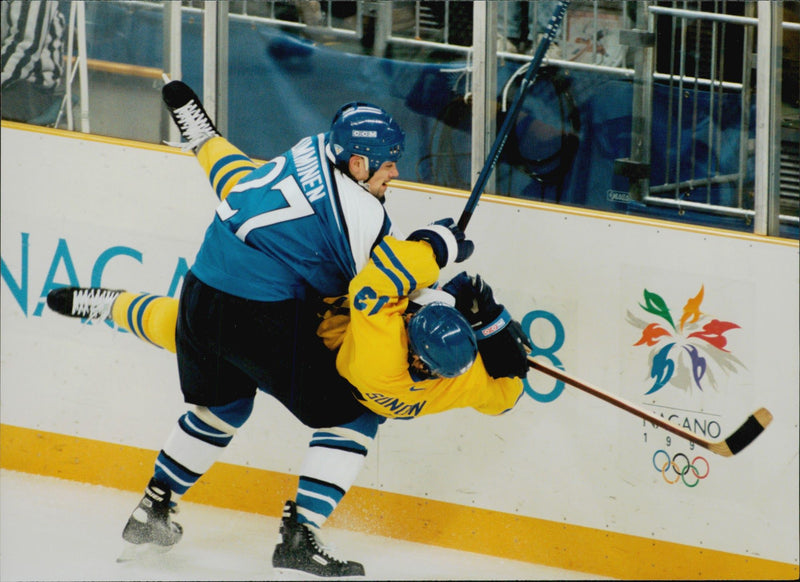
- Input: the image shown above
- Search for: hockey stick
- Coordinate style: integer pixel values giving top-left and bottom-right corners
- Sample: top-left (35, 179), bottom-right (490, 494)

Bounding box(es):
top-left (457, 0), bottom-right (570, 231)
top-left (527, 356), bottom-right (773, 457)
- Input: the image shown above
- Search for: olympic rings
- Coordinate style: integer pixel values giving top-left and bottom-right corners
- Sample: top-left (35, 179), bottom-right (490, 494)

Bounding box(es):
top-left (652, 450), bottom-right (710, 487)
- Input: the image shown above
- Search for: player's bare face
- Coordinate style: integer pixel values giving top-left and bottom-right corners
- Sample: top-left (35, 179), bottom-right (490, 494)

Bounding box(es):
top-left (365, 161), bottom-right (399, 200)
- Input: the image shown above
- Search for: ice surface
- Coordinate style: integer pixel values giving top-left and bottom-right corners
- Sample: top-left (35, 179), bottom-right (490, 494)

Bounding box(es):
top-left (0, 469), bottom-right (609, 581)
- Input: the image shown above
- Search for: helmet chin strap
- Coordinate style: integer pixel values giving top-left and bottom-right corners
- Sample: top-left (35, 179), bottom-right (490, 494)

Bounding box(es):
top-left (327, 145), bottom-right (373, 191)
top-left (356, 154), bottom-right (374, 192)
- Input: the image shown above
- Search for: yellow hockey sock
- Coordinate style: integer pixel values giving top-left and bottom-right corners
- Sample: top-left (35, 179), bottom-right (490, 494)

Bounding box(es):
top-left (111, 292), bottom-right (179, 353)
top-left (196, 136), bottom-right (259, 201)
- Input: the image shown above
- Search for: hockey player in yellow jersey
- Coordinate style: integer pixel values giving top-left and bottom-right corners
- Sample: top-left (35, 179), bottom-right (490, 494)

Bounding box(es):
top-left (337, 232), bottom-right (527, 418)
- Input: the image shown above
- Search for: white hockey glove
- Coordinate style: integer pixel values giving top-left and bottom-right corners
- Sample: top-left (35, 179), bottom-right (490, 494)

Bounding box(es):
top-left (407, 218), bottom-right (474, 268)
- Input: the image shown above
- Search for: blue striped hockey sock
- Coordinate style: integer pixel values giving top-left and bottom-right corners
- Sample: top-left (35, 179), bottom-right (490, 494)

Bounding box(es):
top-left (153, 397), bottom-right (254, 500)
top-left (295, 412), bottom-right (383, 529)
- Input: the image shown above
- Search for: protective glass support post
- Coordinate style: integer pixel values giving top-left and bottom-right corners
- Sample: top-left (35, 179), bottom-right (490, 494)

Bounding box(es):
top-left (75, 1), bottom-right (89, 133)
top-left (162, 1), bottom-right (182, 144)
top-left (62, 1), bottom-right (90, 133)
top-left (373, 1), bottom-right (392, 59)
top-left (754, 1), bottom-right (783, 237)
top-left (738, 2), bottom-right (756, 213)
top-left (615, 1), bottom-right (655, 202)
top-left (470, 1), bottom-right (498, 194)
top-left (203, 1), bottom-right (229, 137)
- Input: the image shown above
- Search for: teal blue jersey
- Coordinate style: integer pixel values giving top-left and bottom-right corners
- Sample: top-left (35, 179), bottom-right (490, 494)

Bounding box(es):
top-left (192, 133), bottom-right (392, 300)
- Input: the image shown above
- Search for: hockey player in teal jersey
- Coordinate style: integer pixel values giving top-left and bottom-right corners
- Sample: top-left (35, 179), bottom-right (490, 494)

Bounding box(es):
top-left (159, 83), bottom-right (434, 577)
top-left (46, 79), bottom-right (477, 577)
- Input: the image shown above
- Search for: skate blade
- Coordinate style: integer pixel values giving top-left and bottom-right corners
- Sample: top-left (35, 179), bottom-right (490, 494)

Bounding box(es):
top-left (116, 540), bottom-right (174, 563)
top-left (272, 567), bottom-right (324, 580)
top-left (272, 566), bottom-right (364, 579)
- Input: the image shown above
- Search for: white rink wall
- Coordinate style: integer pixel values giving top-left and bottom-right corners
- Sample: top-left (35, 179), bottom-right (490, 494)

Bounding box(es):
top-left (2, 125), bottom-right (798, 569)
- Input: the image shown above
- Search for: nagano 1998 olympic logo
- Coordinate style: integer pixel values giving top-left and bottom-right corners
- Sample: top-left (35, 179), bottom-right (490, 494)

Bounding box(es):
top-left (627, 285), bottom-right (745, 487)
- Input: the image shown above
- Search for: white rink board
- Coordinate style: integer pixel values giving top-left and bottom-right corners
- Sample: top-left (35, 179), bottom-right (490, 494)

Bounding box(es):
top-left (2, 125), bottom-right (798, 567)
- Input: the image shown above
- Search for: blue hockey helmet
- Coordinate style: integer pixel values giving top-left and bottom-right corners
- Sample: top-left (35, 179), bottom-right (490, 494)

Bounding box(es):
top-left (407, 303), bottom-right (478, 378)
top-left (328, 102), bottom-right (405, 173)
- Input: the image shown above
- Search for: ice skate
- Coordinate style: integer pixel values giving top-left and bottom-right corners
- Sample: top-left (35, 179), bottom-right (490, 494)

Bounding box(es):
top-left (46, 286), bottom-right (121, 320)
top-left (272, 500), bottom-right (364, 578)
top-left (162, 79), bottom-right (220, 151)
top-left (117, 478), bottom-right (183, 562)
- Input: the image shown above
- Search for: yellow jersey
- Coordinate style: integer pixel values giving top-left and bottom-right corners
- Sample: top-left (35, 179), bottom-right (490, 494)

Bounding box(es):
top-left (335, 236), bottom-right (523, 419)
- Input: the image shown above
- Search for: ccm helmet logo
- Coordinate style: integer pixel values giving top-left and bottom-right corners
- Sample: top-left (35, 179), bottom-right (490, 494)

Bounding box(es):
top-left (480, 322), bottom-right (503, 337)
top-left (352, 130), bottom-right (377, 138)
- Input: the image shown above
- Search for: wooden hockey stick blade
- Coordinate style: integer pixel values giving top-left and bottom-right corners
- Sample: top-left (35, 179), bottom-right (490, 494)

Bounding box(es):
top-left (707, 406), bottom-right (773, 457)
top-left (527, 357), bottom-right (773, 457)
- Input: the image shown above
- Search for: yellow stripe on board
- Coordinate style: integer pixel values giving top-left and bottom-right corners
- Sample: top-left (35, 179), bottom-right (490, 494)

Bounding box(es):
top-left (1, 424), bottom-right (796, 580)
top-left (1, 120), bottom-right (192, 156)
top-left (3, 120), bottom-right (797, 248)
top-left (390, 179), bottom-right (800, 248)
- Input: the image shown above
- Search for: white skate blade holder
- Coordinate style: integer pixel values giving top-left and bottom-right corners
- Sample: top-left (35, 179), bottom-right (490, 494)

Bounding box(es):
top-left (116, 539), bottom-right (175, 563)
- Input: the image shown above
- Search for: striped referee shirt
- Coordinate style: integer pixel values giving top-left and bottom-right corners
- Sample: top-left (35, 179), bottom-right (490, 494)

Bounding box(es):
top-left (1, 1), bottom-right (65, 90)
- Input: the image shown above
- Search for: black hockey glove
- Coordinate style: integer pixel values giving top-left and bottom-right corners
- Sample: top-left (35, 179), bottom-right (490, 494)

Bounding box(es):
top-left (407, 218), bottom-right (474, 268)
top-left (443, 272), bottom-right (503, 328)
top-left (478, 318), bottom-right (532, 379)
top-left (441, 271), bottom-right (475, 316)
top-left (443, 273), bottom-right (531, 379)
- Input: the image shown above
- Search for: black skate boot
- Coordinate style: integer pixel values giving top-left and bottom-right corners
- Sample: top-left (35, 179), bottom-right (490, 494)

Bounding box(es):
top-left (272, 500), bottom-right (365, 577)
top-left (117, 478), bottom-right (183, 562)
top-left (46, 287), bottom-right (122, 320)
top-left (162, 79), bottom-right (220, 152)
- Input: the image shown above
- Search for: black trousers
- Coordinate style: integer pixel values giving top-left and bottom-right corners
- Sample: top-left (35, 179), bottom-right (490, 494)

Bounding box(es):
top-left (175, 271), bottom-right (368, 428)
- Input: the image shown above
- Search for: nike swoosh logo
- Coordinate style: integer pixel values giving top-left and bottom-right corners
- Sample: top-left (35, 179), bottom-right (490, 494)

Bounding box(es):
top-left (409, 387), bottom-right (425, 392)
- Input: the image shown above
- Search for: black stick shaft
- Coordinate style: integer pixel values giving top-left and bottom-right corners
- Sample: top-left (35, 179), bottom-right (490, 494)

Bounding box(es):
top-left (457, 0), bottom-right (570, 232)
